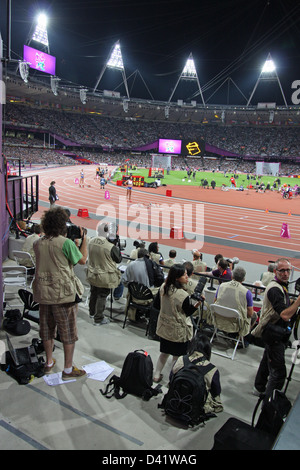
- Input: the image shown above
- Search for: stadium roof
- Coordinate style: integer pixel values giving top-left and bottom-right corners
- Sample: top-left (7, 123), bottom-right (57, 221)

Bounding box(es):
top-left (1, 0), bottom-right (300, 122)
top-left (4, 73), bottom-right (300, 126)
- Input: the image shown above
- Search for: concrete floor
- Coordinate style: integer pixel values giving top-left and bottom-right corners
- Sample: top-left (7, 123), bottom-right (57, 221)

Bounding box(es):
top-left (1, 238), bottom-right (300, 451)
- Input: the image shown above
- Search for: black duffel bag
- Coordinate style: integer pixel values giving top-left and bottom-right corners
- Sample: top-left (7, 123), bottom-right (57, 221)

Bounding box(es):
top-left (2, 309), bottom-right (31, 336)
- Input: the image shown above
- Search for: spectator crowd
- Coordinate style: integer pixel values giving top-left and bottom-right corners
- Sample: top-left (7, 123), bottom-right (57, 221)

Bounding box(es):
top-left (3, 103), bottom-right (300, 168)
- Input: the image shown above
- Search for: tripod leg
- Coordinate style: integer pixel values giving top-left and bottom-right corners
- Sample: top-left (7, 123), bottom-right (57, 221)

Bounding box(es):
top-left (284, 343), bottom-right (300, 394)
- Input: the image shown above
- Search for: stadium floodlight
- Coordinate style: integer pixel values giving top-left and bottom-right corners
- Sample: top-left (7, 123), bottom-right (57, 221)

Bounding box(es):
top-left (262, 58), bottom-right (276, 74)
top-left (247, 53), bottom-right (287, 107)
top-left (31, 13), bottom-right (49, 48)
top-left (168, 53), bottom-right (205, 105)
top-left (93, 40), bottom-right (129, 98)
top-left (107, 42), bottom-right (124, 70)
top-left (182, 57), bottom-right (197, 79)
top-left (19, 61), bottom-right (30, 83)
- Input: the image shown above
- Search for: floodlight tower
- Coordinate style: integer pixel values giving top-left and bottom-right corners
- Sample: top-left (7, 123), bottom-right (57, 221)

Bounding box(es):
top-left (19, 12), bottom-right (50, 83)
top-left (247, 53), bottom-right (287, 107)
top-left (27, 12), bottom-right (50, 54)
top-left (168, 53), bottom-right (205, 105)
top-left (93, 41), bottom-right (129, 98)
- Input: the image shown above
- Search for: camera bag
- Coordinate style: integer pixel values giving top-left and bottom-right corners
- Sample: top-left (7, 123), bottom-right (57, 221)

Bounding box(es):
top-left (2, 351), bottom-right (45, 385)
top-left (100, 349), bottom-right (162, 401)
top-left (2, 309), bottom-right (31, 336)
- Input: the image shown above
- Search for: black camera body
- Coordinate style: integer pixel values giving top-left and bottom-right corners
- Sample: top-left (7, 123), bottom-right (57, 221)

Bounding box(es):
top-left (104, 222), bottom-right (126, 250)
top-left (226, 257), bottom-right (239, 267)
top-left (66, 223), bottom-right (81, 241)
top-left (108, 233), bottom-right (126, 250)
top-left (191, 275), bottom-right (207, 301)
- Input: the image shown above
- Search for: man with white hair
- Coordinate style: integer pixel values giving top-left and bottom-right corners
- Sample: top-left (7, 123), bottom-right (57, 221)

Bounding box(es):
top-left (86, 223), bottom-right (122, 325)
top-left (191, 250), bottom-right (207, 276)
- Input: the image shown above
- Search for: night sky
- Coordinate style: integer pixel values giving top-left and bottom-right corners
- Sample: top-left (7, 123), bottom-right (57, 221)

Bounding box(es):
top-left (1, 0), bottom-right (300, 104)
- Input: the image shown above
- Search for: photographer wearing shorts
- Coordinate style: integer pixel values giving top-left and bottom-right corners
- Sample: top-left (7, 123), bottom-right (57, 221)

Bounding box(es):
top-left (252, 258), bottom-right (300, 399)
top-left (33, 207), bottom-right (87, 380)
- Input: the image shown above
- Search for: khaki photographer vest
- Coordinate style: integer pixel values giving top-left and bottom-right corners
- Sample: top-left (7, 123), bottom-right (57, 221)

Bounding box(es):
top-left (251, 280), bottom-right (284, 338)
top-left (156, 286), bottom-right (193, 343)
top-left (215, 280), bottom-right (250, 336)
top-left (33, 235), bottom-right (79, 304)
top-left (87, 236), bottom-right (121, 288)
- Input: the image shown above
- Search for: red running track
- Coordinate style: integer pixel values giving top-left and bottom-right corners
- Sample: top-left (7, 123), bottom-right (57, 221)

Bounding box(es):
top-left (26, 165), bottom-right (300, 268)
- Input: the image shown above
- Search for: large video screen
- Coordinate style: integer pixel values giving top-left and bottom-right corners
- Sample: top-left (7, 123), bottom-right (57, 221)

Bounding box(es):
top-left (181, 139), bottom-right (205, 156)
top-left (158, 139), bottom-right (182, 154)
top-left (23, 45), bottom-right (56, 75)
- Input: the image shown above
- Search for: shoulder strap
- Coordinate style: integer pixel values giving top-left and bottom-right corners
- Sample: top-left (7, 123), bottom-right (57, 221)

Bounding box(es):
top-left (142, 383), bottom-right (162, 401)
top-left (184, 354), bottom-right (215, 376)
top-left (251, 394), bottom-right (265, 427)
top-left (100, 375), bottom-right (127, 399)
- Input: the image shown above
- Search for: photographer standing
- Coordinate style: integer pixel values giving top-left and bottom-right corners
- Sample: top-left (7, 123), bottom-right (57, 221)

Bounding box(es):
top-left (33, 207), bottom-right (87, 380)
top-left (252, 258), bottom-right (300, 399)
top-left (86, 223), bottom-right (122, 325)
top-left (153, 264), bottom-right (202, 383)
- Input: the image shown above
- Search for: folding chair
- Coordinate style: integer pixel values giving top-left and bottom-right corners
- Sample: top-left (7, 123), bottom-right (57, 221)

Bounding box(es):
top-left (209, 304), bottom-right (245, 360)
top-left (2, 265), bottom-right (27, 290)
top-left (12, 250), bottom-right (35, 269)
top-left (2, 265), bottom-right (27, 306)
top-left (123, 282), bottom-right (154, 330)
top-left (12, 250), bottom-right (35, 287)
top-left (18, 289), bottom-right (40, 324)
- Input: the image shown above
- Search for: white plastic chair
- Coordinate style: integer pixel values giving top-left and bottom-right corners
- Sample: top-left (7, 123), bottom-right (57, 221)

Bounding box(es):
top-left (209, 304), bottom-right (245, 360)
top-left (2, 265), bottom-right (28, 304)
top-left (12, 250), bottom-right (35, 268)
top-left (12, 250), bottom-right (35, 287)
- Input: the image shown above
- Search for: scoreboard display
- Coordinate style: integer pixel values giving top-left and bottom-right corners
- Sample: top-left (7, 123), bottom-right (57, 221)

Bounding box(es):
top-left (122, 175), bottom-right (145, 186)
top-left (132, 175), bottom-right (144, 186)
top-left (181, 139), bottom-right (205, 156)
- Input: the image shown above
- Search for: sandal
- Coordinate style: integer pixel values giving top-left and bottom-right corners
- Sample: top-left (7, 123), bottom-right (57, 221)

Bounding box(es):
top-left (153, 374), bottom-right (163, 383)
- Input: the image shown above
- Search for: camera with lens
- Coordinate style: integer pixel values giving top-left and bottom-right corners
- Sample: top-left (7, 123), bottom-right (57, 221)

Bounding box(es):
top-left (226, 257), bottom-right (239, 267)
top-left (191, 275), bottom-right (207, 301)
top-left (66, 223), bottom-right (82, 241)
top-left (100, 222), bottom-right (126, 250)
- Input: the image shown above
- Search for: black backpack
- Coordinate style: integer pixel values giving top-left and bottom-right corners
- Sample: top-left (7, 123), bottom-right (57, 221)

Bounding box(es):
top-left (159, 355), bottom-right (215, 426)
top-left (100, 349), bottom-right (162, 401)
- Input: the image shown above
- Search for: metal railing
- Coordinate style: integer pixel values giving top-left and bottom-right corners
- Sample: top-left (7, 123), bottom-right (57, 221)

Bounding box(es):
top-left (6, 174), bottom-right (39, 221)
